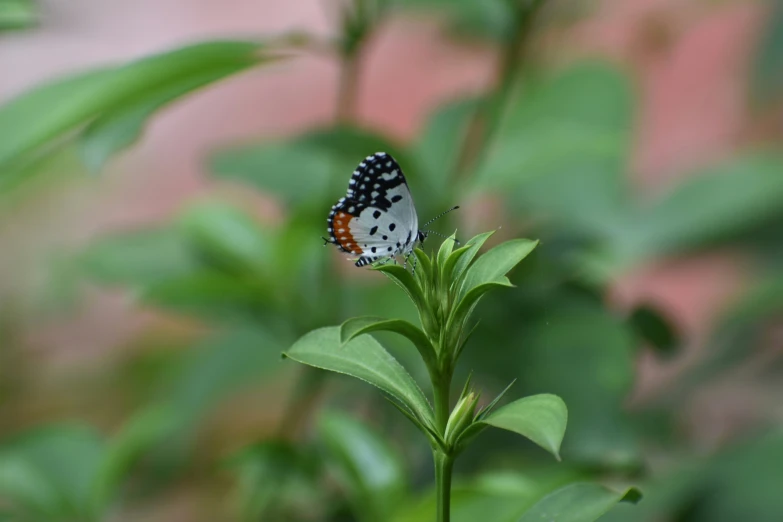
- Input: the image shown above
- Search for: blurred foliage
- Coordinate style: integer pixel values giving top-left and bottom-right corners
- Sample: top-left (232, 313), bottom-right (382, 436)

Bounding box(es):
top-left (0, 415), bottom-right (174, 522)
top-left (752, 0), bottom-right (783, 105)
top-left (1, 0), bottom-right (783, 521)
top-left (0, 0), bottom-right (36, 31)
top-left (0, 41), bottom-right (279, 189)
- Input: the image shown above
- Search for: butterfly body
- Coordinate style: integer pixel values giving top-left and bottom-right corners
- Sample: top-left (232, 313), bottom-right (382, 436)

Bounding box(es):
top-left (325, 152), bottom-right (424, 267)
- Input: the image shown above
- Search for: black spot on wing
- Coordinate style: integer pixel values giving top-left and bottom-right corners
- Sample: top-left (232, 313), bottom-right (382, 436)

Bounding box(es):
top-left (343, 152), bottom-right (408, 210)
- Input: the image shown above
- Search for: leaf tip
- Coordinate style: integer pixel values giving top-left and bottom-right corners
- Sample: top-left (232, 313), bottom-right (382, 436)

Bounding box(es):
top-left (621, 487), bottom-right (643, 504)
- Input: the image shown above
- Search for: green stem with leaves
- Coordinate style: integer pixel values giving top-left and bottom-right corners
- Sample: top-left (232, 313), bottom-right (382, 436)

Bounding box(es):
top-left (285, 235), bottom-right (570, 522)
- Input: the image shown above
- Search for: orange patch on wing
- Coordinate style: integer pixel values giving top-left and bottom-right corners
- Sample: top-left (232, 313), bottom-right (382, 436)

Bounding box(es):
top-left (333, 212), bottom-right (363, 255)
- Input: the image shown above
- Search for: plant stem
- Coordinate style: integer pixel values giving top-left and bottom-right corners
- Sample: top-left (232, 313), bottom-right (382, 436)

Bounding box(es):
top-left (432, 363), bottom-right (454, 521)
top-left (434, 450), bottom-right (454, 522)
top-left (276, 366), bottom-right (327, 437)
top-left (451, 0), bottom-right (546, 184)
top-left (336, 50), bottom-right (361, 124)
top-left (433, 368), bottom-right (452, 433)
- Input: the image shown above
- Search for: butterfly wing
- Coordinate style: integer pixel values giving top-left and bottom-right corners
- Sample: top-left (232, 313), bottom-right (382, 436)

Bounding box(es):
top-left (326, 152), bottom-right (419, 266)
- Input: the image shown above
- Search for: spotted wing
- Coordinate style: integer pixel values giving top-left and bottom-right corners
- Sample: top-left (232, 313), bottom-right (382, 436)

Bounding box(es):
top-left (326, 152), bottom-right (419, 263)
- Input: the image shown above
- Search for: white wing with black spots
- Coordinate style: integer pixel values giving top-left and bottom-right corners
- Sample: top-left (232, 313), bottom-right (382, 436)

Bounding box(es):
top-left (324, 152), bottom-right (421, 266)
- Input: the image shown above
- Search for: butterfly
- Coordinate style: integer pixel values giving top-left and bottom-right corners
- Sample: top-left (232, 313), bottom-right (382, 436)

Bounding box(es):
top-left (323, 151), bottom-right (458, 271)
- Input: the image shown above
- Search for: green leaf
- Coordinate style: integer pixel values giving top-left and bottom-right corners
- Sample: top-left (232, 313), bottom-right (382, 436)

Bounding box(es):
top-left (210, 141), bottom-right (335, 205)
top-left (448, 279), bottom-right (514, 336)
top-left (76, 227), bottom-right (201, 286)
top-left (140, 271), bottom-right (272, 318)
top-left (517, 483), bottom-right (641, 522)
top-left (437, 233), bottom-right (457, 272)
top-left (160, 326), bottom-right (284, 441)
top-left (691, 433), bottom-right (783, 522)
top-left (487, 301), bottom-right (640, 466)
top-left (413, 248), bottom-right (433, 289)
top-left (628, 304), bottom-right (679, 358)
top-left (442, 243), bottom-right (473, 282)
top-left (0, 425), bottom-right (105, 520)
top-left (284, 327), bottom-right (434, 430)
top-left (475, 63), bottom-right (632, 239)
top-left (69, 229), bottom-right (272, 319)
top-left (340, 316), bottom-right (437, 370)
top-left (459, 239), bottom-right (537, 299)
top-left (475, 62), bottom-right (631, 191)
top-left (210, 126), bottom-right (413, 205)
top-left (0, 0), bottom-right (36, 30)
top-left (391, 469), bottom-right (570, 522)
top-left (227, 440), bottom-right (322, 522)
top-left (450, 230), bottom-right (495, 284)
top-left (178, 202), bottom-right (272, 278)
top-left (415, 97), bottom-right (481, 194)
top-left (480, 394), bottom-right (567, 460)
top-left (374, 263), bottom-right (425, 310)
top-left (90, 407), bottom-right (176, 514)
top-left (319, 411), bottom-right (407, 522)
top-left (475, 379), bottom-right (516, 421)
top-left (397, 0), bottom-right (518, 42)
top-left (0, 455), bottom-right (61, 519)
top-left (0, 41), bottom-right (274, 184)
top-left (611, 155), bottom-right (783, 265)
top-left (79, 56), bottom-right (265, 172)
top-left (384, 398), bottom-right (446, 451)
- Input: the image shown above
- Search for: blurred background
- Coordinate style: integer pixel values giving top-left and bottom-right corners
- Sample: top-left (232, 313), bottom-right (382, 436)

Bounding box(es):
top-left (1, 0), bottom-right (783, 520)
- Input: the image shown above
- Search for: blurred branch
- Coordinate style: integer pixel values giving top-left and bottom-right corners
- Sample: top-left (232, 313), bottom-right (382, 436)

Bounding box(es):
top-left (276, 367), bottom-right (328, 438)
top-left (337, 49), bottom-right (363, 123)
top-left (452, 0), bottom-right (547, 184)
top-left (335, 0), bottom-right (385, 122)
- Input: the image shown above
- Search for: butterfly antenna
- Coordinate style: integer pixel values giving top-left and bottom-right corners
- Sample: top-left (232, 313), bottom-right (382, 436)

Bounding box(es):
top-left (422, 205), bottom-right (461, 244)
top-left (422, 205), bottom-right (460, 229)
top-left (424, 230), bottom-right (461, 245)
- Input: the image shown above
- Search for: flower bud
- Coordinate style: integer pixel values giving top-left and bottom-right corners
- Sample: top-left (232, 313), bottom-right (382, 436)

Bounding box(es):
top-left (444, 391), bottom-right (479, 445)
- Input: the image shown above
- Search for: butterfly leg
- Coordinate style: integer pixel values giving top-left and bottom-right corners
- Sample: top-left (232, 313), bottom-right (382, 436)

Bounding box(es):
top-left (411, 253), bottom-right (418, 276)
top-left (375, 256), bottom-right (393, 267)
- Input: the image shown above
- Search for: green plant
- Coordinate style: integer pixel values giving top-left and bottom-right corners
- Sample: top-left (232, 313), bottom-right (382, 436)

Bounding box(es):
top-left (0, 409), bottom-right (176, 522)
top-left (284, 233), bottom-right (640, 522)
